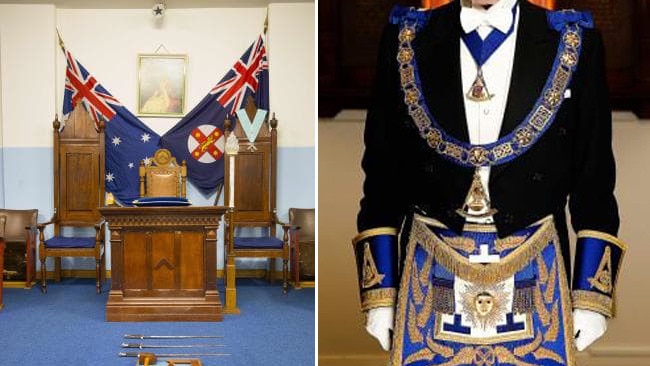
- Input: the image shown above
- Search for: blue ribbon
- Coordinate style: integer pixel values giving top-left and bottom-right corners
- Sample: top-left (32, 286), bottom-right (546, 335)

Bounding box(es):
top-left (461, 5), bottom-right (518, 67)
top-left (389, 5), bottom-right (432, 27)
top-left (547, 10), bottom-right (594, 31)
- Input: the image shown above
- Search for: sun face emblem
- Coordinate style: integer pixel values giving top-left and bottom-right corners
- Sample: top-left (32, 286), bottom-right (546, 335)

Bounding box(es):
top-left (460, 282), bottom-right (510, 330)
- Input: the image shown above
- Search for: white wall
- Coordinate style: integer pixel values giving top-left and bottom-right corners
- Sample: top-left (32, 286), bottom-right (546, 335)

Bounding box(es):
top-left (0, 2), bottom-right (315, 271)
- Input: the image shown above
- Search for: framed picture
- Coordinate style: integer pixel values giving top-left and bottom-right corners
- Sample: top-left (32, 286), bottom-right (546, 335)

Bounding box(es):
top-left (137, 54), bottom-right (188, 117)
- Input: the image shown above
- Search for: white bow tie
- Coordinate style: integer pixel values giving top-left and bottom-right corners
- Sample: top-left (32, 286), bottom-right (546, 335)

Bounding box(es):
top-left (460, 6), bottom-right (513, 34)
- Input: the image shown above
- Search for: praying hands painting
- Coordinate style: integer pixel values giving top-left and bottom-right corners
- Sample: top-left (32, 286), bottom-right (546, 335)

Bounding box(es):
top-left (137, 54), bottom-right (187, 117)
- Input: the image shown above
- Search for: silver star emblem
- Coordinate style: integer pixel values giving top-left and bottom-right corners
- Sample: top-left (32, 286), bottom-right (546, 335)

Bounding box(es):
top-left (143, 157), bottom-right (152, 166)
top-left (111, 136), bottom-right (121, 146)
top-left (105, 172), bottom-right (115, 182)
top-left (141, 133), bottom-right (151, 143)
top-left (128, 162), bottom-right (134, 169)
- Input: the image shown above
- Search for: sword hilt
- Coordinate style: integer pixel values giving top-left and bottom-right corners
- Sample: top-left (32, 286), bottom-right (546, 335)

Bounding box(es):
top-left (119, 352), bottom-right (139, 357)
top-left (121, 343), bottom-right (143, 349)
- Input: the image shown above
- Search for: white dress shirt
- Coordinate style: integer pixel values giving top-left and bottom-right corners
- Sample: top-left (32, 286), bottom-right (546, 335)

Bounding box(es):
top-left (460, 0), bottom-right (520, 223)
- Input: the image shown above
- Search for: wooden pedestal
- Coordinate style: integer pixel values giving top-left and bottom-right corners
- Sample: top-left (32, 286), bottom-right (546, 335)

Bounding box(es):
top-left (100, 206), bottom-right (226, 322)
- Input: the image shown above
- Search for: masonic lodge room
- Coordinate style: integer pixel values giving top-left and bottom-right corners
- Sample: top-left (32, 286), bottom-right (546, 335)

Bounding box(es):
top-left (0, 1), bottom-right (315, 365)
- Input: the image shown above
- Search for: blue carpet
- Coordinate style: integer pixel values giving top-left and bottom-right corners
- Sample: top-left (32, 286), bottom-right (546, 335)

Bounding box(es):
top-left (0, 278), bottom-right (314, 365)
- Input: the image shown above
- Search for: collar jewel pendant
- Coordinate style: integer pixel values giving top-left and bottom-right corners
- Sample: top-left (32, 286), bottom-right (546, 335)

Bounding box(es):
top-left (466, 68), bottom-right (494, 102)
top-left (457, 170), bottom-right (498, 219)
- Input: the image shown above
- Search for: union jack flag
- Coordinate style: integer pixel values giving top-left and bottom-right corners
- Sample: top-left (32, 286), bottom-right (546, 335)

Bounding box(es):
top-left (161, 32), bottom-right (269, 192)
top-left (210, 34), bottom-right (268, 115)
top-left (61, 47), bottom-right (160, 205)
top-left (63, 49), bottom-right (122, 130)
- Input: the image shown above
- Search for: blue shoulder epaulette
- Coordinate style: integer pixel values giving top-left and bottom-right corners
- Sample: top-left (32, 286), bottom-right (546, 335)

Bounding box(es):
top-left (547, 9), bottom-right (594, 31)
top-left (389, 5), bottom-right (432, 27)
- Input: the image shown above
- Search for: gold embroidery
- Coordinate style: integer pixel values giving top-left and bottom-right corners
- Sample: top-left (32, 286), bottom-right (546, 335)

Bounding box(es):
top-left (399, 26), bottom-right (415, 43)
top-left (436, 347), bottom-right (476, 366)
top-left (544, 261), bottom-right (557, 304)
top-left (577, 230), bottom-right (628, 251)
top-left (361, 288), bottom-right (396, 312)
top-left (530, 105), bottom-right (553, 131)
top-left (419, 252), bottom-right (433, 286)
top-left (543, 88), bottom-right (562, 108)
top-left (459, 282), bottom-right (510, 330)
top-left (515, 127), bottom-right (535, 147)
top-left (403, 348), bottom-right (434, 365)
top-left (560, 51), bottom-right (578, 67)
top-left (537, 256), bottom-right (549, 284)
top-left (411, 260), bottom-right (425, 305)
top-left (468, 147), bottom-right (490, 166)
top-left (362, 242), bottom-right (385, 288)
top-left (495, 346), bottom-right (539, 366)
top-left (426, 331), bottom-right (455, 358)
top-left (408, 300), bottom-right (424, 344)
top-left (533, 347), bottom-right (566, 365)
top-left (444, 142), bottom-right (465, 161)
top-left (473, 346), bottom-right (496, 366)
top-left (397, 48), bottom-right (414, 63)
top-left (545, 301), bottom-right (560, 342)
top-left (352, 227), bottom-right (397, 244)
top-left (493, 143), bottom-right (514, 160)
top-left (588, 246), bottom-right (613, 294)
top-left (417, 283), bottom-right (434, 328)
top-left (443, 236), bottom-right (477, 253)
top-left (571, 289), bottom-right (613, 317)
top-left (404, 87), bottom-right (420, 106)
top-left (514, 332), bottom-right (543, 357)
top-left (400, 65), bottom-right (415, 85)
top-left (494, 236), bottom-right (527, 252)
top-left (534, 281), bottom-right (551, 326)
top-left (426, 129), bottom-right (443, 149)
top-left (434, 313), bottom-right (534, 345)
top-left (553, 67), bottom-right (571, 89)
top-left (411, 217), bottom-right (555, 285)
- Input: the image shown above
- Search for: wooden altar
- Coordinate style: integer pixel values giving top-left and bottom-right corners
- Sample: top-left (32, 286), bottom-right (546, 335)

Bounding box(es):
top-left (100, 206), bottom-right (226, 322)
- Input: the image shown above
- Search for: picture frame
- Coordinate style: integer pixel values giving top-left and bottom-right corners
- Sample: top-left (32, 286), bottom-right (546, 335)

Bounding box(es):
top-left (137, 54), bottom-right (188, 117)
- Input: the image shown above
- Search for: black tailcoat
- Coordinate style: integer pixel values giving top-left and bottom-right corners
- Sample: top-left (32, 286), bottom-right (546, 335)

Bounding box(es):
top-left (357, 0), bottom-right (619, 274)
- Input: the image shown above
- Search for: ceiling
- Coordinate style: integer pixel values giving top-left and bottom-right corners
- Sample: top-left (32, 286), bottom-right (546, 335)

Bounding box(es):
top-left (0, 0), bottom-right (312, 8)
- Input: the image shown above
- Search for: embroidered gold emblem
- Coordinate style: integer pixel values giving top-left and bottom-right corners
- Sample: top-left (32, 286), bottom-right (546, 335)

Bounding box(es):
top-left (543, 88), bottom-right (562, 108)
top-left (468, 147), bottom-right (490, 166)
top-left (443, 236), bottom-right (477, 253)
top-left (560, 51), bottom-right (578, 67)
top-left (466, 68), bottom-right (495, 102)
top-left (515, 127), bottom-right (535, 147)
top-left (398, 48), bottom-right (414, 64)
top-left (474, 346), bottom-right (497, 366)
top-left (399, 27), bottom-right (415, 43)
top-left (563, 31), bottom-right (581, 48)
top-left (362, 242), bottom-right (385, 288)
top-left (588, 246), bottom-right (613, 293)
top-left (457, 170), bottom-right (498, 219)
top-left (426, 129), bottom-right (443, 149)
top-left (460, 283), bottom-right (510, 330)
top-left (404, 88), bottom-right (420, 106)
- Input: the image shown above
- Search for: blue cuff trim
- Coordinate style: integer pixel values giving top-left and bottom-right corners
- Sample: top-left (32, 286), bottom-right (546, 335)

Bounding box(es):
top-left (353, 229), bottom-right (398, 291)
top-left (573, 231), bottom-right (626, 296)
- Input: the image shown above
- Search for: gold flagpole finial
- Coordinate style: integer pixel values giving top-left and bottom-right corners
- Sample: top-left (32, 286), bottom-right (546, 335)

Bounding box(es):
top-left (56, 28), bottom-right (65, 51)
top-left (263, 9), bottom-right (268, 34)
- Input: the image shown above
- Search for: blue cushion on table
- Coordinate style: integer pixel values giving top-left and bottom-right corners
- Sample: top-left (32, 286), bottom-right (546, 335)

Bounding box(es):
top-left (234, 236), bottom-right (284, 249)
top-left (132, 197), bottom-right (191, 207)
top-left (45, 236), bottom-right (96, 248)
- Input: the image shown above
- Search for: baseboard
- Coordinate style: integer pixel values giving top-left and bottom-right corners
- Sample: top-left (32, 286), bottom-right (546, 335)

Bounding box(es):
top-left (320, 348), bottom-right (650, 366)
top-left (34, 269), bottom-right (287, 280)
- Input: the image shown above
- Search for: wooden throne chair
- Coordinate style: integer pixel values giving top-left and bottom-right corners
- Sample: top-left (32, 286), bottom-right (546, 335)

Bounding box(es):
top-left (224, 112), bottom-right (290, 314)
top-left (38, 108), bottom-right (106, 294)
top-left (289, 208), bottom-right (315, 289)
top-left (137, 148), bottom-right (187, 199)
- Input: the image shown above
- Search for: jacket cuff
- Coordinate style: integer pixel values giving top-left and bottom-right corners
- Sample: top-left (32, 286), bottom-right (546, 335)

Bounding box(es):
top-left (352, 227), bottom-right (399, 312)
top-left (572, 230), bottom-right (627, 317)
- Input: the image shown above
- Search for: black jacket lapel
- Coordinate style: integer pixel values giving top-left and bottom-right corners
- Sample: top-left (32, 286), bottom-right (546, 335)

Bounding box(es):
top-left (490, 0), bottom-right (558, 180)
top-left (414, 0), bottom-right (470, 144)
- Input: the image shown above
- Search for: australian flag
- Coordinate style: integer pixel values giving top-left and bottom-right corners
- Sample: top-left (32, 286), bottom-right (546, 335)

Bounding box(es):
top-left (62, 48), bottom-right (160, 205)
top-left (160, 33), bottom-right (269, 193)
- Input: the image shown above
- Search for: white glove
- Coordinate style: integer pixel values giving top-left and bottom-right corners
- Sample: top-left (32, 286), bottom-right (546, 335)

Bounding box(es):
top-left (573, 308), bottom-right (608, 351)
top-left (366, 306), bottom-right (606, 352)
top-left (366, 306), bottom-right (395, 351)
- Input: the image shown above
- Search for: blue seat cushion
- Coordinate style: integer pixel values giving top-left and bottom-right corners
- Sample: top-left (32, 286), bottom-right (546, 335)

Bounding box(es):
top-left (132, 197), bottom-right (191, 207)
top-left (45, 236), bottom-right (96, 248)
top-left (234, 236), bottom-right (284, 249)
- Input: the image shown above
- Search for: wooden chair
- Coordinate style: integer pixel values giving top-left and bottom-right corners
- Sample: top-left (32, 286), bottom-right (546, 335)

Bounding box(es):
top-left (38, 108), bottom-right (106, 294)
top-left (139, 148), bottom-right (187, 198)
top-left (224, 112), bottom-right (290, 314)
top-left (289, 208), bottom-right (315, 289)
top-left (0, 209), bottom-right (38, 288)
